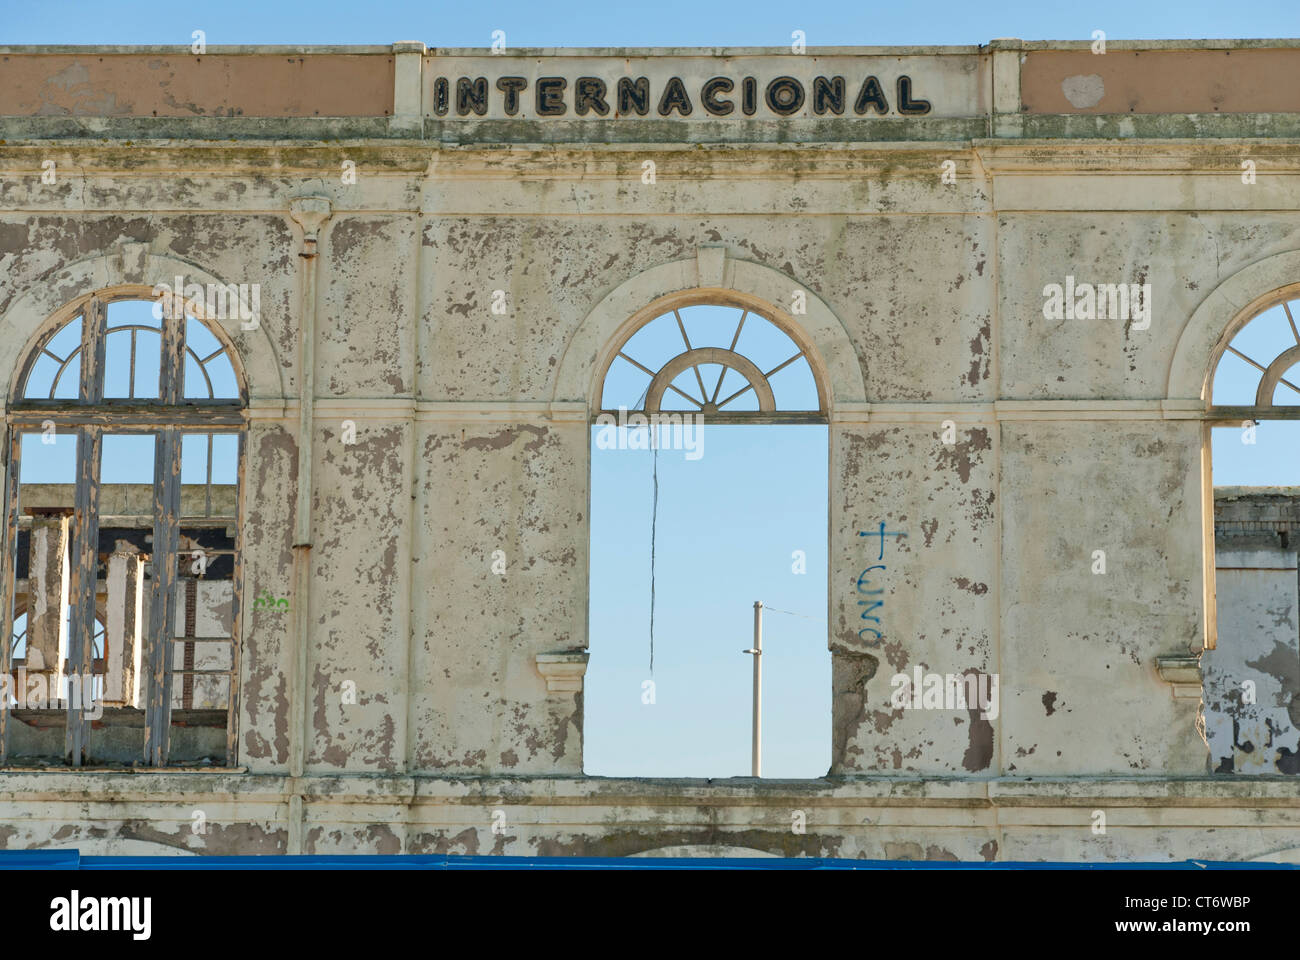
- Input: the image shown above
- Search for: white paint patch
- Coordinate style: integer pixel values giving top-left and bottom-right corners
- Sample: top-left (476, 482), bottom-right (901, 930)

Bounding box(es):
top-left (31, 527), bottom-right (48, 618)
top-left (1062, 74), bottom-right (1105, 109)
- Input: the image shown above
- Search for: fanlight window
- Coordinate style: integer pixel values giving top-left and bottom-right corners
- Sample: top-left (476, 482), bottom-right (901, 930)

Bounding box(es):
top-left (1211, 295), bottom-right (1300, 412)
top-left (599, 302), bottom-right (825, 423)
top-left (21, 300), bottom-right (240, 402)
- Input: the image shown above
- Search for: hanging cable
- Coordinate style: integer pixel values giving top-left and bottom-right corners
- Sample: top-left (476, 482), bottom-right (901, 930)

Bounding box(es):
top-left (649, 431), bottom-right (659, 675)
top-left (763, 605), bottom-right (824, 621)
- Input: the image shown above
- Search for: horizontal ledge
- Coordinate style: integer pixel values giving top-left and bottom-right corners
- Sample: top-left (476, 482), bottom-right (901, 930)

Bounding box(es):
top-left (0, 774), bottom-right (1297, 807)
top-left (15, 399), bottom-right (1219, 425)
top-left (419, 401), bottom-right (588, 423)
top-left (244, 400), bottom-right (590, 422)
top-left (6, 411), bottom-right (246, 427)
top-left (830, 400), bottom-right (1209, 423)
top-left (996, 399), bottom-right (1202, 421)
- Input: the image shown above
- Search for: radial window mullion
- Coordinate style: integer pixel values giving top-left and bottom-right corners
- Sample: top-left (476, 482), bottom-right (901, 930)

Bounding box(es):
top-left (1225, 344), bottom-right (1268, 375)
top-left (1285, 301), bottom-right (1300, 346)
top-left (714, 311), bottom-right (749, 404)
top-left (128, 328), bottom-right (138, 400)
top-left (763, 351), bottom-right (805, 380)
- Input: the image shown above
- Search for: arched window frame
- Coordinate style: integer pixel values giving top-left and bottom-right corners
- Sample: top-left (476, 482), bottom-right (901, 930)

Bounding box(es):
top-left (586, 290), bottom-right (833, 776)
top-left (1206, 288), bottom-right (1300, 422)
top-left (0, 286), bottom-right (247, 767)
top-left (593, 292), bottom-right (831, 426)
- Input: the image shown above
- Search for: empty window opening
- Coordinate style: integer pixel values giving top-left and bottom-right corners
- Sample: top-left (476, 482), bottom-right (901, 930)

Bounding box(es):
top-left (586, 301), bottom-right (830, 777)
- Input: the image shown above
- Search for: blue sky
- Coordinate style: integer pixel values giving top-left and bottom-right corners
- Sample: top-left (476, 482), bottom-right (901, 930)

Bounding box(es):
top-left (6, 0), bottom-right (1298, 777)
top-left (587, 425), bottom-right (829, 777)
top-left (3, 0), bottom-right (1297, 46)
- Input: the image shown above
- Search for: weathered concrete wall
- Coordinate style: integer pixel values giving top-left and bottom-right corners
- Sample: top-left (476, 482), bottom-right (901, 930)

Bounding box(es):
top-left (0, 52), bottom-right (395, 118)
top-left (0, 39), bottom-right (1297, 860)
top-left (830, 423), bottom-right (998, 774)
top-left (412, 417), bottom-right (586, 775)
top-left (1, 774), bottom-right (1299, 862)
top-left (1000, 420), bottom-right (1207, 775)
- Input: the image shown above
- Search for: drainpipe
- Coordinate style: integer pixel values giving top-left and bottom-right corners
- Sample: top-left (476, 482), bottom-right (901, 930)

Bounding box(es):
top-left (287, 196), bottom-right (331, 854)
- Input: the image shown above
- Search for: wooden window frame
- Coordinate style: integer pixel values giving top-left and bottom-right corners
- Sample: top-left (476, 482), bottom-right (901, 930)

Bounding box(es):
top-left (0, 291), bottom-right (246, 768)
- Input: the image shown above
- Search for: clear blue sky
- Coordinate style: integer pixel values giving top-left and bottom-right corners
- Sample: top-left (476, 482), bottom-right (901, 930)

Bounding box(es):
top-left (3, 0), bottom-right (1297, 46)
top-left (7, 0), bottom-right (1298, 778)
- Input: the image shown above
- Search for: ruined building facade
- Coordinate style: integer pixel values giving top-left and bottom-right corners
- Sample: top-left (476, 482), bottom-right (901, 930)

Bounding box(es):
top-left (0, 39), bottom-right (1298, 859)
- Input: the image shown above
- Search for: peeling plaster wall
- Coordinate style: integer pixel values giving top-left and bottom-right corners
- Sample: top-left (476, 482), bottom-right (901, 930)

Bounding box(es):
top-left (239, 423), bottom-right (296, 770)
top-left (321, 217), bottom-right (417, 398)
top-left (831, 423), bottom-right (997, 773)
top-left (308, 419), bottom-right (410, 773)
top-left (413, 419), bottom-right (586, 774)
top-left (998, 213), bottom-right (1300, 401)
top-left (2, 774), bottom-right (1300, 862)
top-left (0, 40), bottom-right (1298, 859)
top-left (1000, 421), bottom-right (1207, 776)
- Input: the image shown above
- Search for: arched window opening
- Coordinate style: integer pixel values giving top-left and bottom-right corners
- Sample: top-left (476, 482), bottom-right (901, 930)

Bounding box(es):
top-left (1205, 292), bottom-right (1300, 776)
top-left (0, 291), bottom-right (244, 767)
top-left (586, 299), bottom-right (830, 778)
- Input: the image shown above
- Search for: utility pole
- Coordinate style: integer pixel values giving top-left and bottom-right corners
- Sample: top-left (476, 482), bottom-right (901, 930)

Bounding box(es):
top-left (742, 600), bottom-right (762, 777)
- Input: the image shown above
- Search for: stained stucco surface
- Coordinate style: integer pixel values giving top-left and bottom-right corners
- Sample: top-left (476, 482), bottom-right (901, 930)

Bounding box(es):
top-left (0, 41), bottom-right (1297, 860)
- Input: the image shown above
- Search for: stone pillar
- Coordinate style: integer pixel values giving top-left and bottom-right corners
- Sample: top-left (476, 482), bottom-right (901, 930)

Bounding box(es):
top-left (105, 540), bottom-right (144, 706)
top-left (23, 507), bottom-right (73, 679)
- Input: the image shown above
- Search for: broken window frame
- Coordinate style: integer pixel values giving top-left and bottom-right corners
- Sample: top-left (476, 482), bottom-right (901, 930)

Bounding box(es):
top-left (0, 288), bottom-right (247, 767)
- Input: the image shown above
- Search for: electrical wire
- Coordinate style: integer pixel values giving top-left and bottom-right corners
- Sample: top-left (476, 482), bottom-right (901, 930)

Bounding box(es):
top-left (762, 605), bottom-right (823, 621)
top-left (649, 441), bottom-right (658, 674)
